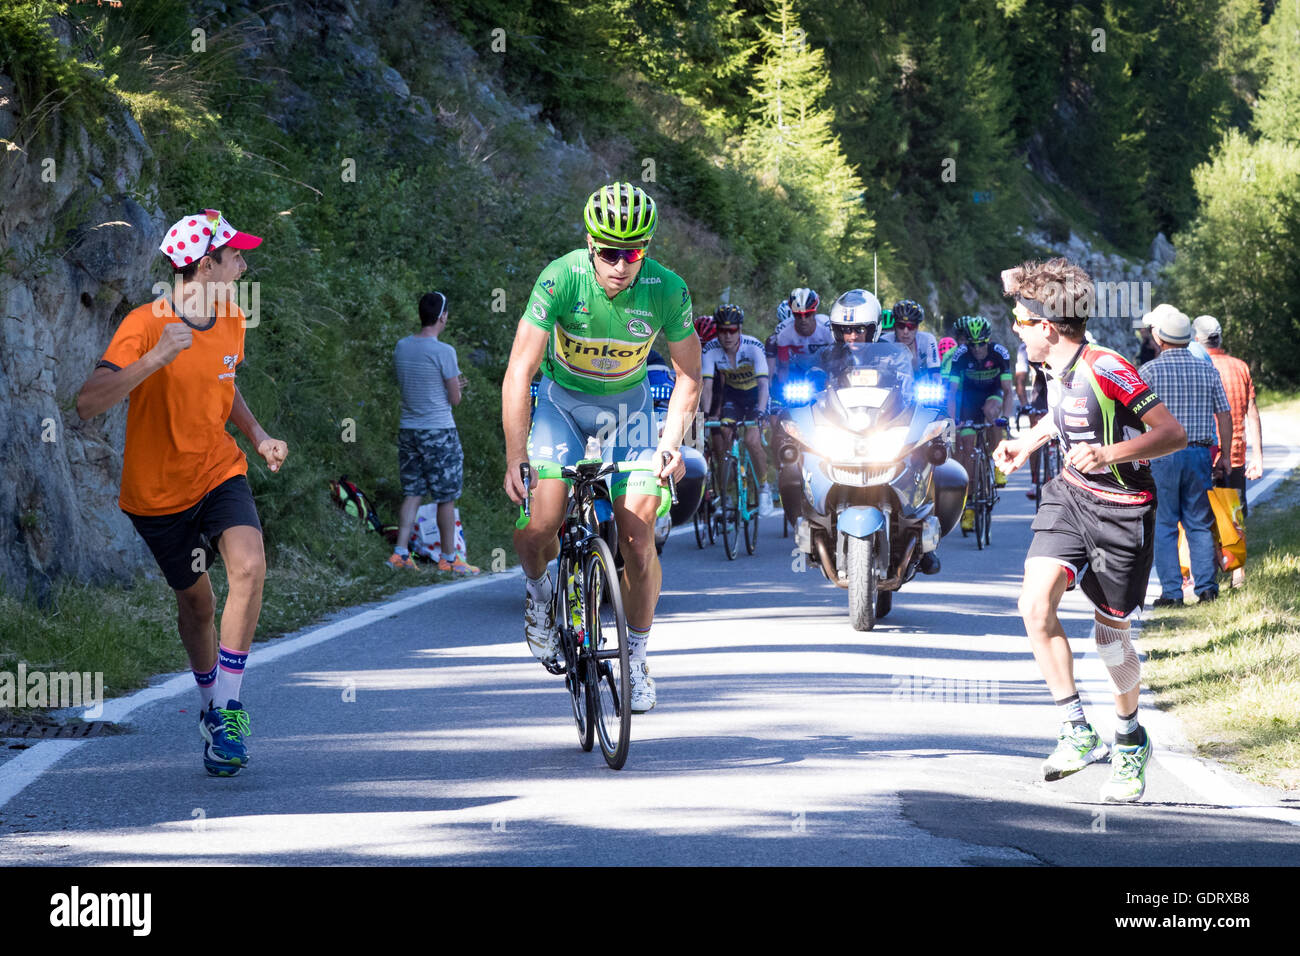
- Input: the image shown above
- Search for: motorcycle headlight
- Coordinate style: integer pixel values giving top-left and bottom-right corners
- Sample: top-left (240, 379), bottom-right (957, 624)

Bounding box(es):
top-left (812, 424), bottom-right (859, 460)
top-left (863, 425), bottom-right (911, 463)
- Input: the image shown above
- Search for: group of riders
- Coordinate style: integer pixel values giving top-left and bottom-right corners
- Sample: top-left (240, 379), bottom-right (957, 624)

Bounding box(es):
top-left (504, 181), bottom-right (1034, 711)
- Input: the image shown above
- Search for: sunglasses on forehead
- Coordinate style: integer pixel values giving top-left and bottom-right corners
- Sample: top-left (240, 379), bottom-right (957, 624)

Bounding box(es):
top-left (593, 244), bottom-right (648, 265)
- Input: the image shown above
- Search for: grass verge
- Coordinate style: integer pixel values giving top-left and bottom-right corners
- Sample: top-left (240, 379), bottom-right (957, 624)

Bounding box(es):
top-left (1142, 459), bottom-right (1300, 790)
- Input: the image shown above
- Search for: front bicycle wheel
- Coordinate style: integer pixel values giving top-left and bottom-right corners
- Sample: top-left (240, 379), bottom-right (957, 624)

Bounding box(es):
top-left (586, 537), bottom-right (631, 770)
top-left (742, 452), bottom-right (760, 554)
top-left (557, 555), bottom-right (594, 752)
top-left (720, 456), bottom-right (740, 560)
top-left (973, 456), bottom-right (988, 551)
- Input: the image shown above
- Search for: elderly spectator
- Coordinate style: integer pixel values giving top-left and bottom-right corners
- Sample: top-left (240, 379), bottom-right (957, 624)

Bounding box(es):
top-left (1139, 306), bottom-right (1232, 606)
top-left (1195, 314), bottom-right (1262, 588)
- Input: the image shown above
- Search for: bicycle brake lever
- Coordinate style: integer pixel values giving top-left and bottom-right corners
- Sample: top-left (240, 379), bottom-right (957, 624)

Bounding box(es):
top-left (520, 462), bottom-right (532, 517)
top-left (661, 450), bottom-right (678, 505)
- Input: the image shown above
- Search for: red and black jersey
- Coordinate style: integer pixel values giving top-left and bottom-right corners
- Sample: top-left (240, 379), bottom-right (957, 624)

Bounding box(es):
top-left (1046, 343), bottom-right (1163, 503)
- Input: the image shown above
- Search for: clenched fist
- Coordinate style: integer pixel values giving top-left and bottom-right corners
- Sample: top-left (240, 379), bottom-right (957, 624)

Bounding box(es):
top-left (150, 323), bottom-right (193, 366)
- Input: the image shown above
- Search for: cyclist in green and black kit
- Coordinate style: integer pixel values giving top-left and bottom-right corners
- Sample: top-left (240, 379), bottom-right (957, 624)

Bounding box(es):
top-left (502, 183), bottom-right (702, 713)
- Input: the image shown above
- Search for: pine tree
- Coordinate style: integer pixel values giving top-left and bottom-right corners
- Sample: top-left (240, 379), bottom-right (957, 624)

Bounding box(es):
top-left (739, 0), bottom-right (871, 245)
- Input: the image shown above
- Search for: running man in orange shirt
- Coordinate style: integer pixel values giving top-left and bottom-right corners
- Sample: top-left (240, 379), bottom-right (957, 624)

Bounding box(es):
top-left (76, 209), bottom-right (287, 777)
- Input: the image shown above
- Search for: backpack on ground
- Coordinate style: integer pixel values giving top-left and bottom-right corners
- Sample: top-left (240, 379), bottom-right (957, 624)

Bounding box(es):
top-left (328, 475), bottom-right (384, 534)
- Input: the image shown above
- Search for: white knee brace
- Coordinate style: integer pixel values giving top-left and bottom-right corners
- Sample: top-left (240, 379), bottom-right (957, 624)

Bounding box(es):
top-left (1095, 619), bottom-right (1140, 694)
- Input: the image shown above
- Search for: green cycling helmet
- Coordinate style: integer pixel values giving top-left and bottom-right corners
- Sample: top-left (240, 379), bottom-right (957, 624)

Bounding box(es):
top-left (583, 182), bottom-right (657, 245)
top-left (961, 315), bottom-right (991, 344)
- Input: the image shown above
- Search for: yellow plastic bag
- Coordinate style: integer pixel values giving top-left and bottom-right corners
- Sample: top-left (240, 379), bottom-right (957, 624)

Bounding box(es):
top-left (1178, 487), bottom-right (1246, 575)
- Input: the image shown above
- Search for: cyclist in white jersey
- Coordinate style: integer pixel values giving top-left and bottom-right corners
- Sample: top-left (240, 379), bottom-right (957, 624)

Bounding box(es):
top-left (879, 299), bottom-right (941, 371)
top-left (701, 304), bottom-right (774, 515)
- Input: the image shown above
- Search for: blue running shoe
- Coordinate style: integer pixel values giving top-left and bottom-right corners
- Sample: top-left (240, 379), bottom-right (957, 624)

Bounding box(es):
top-left (199, 700), bottom-right (251, 777)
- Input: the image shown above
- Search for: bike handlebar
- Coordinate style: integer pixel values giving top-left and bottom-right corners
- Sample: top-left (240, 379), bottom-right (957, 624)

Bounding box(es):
top-left (516, 457), bottom-right (675, 529)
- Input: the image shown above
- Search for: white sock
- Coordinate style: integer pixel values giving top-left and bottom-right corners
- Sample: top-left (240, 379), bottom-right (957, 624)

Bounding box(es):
top-left (441, 551), bottom-right (456, 563)
top-left (213, 645), bottom-right (247, 709)
top-left (393, 546), bottom-right (410, 557)
top-left (526, 571), bottom-right (551, 602)
top-left (627, 624), bottom-right (650, 663)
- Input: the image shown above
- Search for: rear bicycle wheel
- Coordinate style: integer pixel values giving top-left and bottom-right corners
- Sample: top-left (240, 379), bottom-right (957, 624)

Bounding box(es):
top-left (720, 456), bottom-right (740, 560)
top-left (557, 554), bottom-right (594, 753)
top-left (742, 452), bottom-right (760, 554)
top-left (693, 491), bottom-right (708, 549)
top-left (586, 537), bottom-right (631, 770)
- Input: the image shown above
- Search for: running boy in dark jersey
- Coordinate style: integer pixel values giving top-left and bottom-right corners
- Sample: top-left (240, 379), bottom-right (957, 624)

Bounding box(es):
top-left (993, 258), bottom-right (1186, 802)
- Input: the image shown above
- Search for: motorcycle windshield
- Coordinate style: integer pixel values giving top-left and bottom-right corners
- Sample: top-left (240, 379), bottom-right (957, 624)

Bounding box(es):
top-left (821, 342), bottom-right (914, 422)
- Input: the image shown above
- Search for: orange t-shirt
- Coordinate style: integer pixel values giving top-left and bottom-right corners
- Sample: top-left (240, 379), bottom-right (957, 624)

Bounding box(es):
top-left (99, 297), bottom-right (249, 515)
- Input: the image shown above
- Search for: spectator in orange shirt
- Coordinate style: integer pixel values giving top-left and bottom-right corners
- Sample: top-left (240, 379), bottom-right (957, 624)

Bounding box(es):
top-left (1194, 316), bottom-right (1263, 512)
top-left (1195, 315), bottom-right (1262, 588)
top-left (76, 209), bottom-right (287, 778)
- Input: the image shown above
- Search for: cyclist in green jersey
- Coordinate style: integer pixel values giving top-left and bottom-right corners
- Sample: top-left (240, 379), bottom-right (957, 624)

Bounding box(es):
top-left (502, 183), bottom-right (702, 713)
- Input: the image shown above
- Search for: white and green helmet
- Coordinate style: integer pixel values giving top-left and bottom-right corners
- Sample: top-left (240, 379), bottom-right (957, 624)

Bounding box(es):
top-left (583, 182), bottom-right (657, 245)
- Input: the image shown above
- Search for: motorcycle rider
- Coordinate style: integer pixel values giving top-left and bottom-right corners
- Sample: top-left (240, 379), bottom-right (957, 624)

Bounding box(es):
top-left (811, 290), bottom-right (940, 575)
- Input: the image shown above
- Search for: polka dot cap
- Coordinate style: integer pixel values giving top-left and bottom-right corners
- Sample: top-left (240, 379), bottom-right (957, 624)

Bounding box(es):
top-left (158, 209), bottom-right (262, 268)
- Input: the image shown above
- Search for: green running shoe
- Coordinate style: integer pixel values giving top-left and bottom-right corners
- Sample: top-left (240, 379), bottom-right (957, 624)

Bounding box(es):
top-left (1100, 732), bottom-right (1153, 803)
top-left (1041, 722), bottom-right (1110, 781)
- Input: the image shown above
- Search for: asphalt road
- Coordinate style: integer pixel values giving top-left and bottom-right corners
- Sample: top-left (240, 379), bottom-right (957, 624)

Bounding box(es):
top-left (2, 417), bottom-right (1298, 866)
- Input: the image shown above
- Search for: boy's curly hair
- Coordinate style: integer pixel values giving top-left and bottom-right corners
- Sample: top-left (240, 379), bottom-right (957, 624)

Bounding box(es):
top-left (1001, 257), bottom-right (1093, 324)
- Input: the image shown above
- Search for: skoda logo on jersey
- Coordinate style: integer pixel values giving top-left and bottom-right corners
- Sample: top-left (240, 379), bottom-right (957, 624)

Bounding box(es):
top-left (541, 278), bottom-right (556, 297)
top-left (593, 357), bottom-right (619, 371)
top-left (640, 276), bottom-right (661, 284)
top-left (627, 318), bottom-right (653, 338)
top-left (531, 302), bottom-right (548, 321)
top-left (572, 300), bottom-right (590, 314)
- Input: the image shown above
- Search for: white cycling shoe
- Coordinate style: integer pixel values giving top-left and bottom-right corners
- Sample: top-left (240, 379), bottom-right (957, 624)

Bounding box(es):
top-left (629, 660), bottom-right (656, 713)
top-left (524, 592), bottom-right (559, 665)
top-left (758, 489), bottom-right (777, 518)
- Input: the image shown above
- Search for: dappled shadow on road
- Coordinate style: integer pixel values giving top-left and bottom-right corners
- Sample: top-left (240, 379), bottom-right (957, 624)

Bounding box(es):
top-left (899, 788), bottom-right (1300, 866)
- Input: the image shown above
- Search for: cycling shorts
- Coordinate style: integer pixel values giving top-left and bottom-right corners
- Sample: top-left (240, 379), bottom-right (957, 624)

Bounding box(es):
top-left (528, 376), bottom-right (661, 499)
top-left (1026, 476), bottom-right (1155, 619)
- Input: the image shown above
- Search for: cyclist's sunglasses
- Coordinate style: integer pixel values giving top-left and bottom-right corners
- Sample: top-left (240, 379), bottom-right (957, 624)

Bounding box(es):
top-left (894, 320), bottom-right (919, 330)
top-left (716, 325), bottom-right (741, 334)
top-left (792, 307), bottom-right (817, 318)
top-left (593, 245), bottom-right (648, 265)
top-left (1013, 298), bottom-right (1048, 327)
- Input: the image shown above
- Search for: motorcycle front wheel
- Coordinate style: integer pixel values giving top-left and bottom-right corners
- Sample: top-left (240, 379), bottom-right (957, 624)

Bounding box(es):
top-left (847, 534), bottom-right (878, 632)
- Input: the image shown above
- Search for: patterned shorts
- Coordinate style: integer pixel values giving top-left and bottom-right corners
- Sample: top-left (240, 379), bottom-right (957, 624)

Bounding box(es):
top-left (398, 427), bottom-right (463, 501)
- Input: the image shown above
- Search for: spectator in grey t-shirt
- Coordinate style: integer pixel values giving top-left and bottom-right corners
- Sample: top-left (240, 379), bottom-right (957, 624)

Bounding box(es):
top-left (388, 291), bottom-right (478, 574)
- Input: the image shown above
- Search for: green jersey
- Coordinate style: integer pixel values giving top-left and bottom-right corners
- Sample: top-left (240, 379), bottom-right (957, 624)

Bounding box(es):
top-left (523, 248), bottom-right (694, 395)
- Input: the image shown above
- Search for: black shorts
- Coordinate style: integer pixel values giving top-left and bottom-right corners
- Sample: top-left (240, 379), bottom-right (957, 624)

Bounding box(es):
top-left (1026, 476), bottom-right (1155, 619)
top-left (125, 475), bottom-right (262, 591)
top-left (719, 387), bottom-right (760, 421)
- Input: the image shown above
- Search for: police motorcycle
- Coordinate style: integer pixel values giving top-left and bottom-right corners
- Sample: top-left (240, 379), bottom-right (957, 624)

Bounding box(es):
top-left (774, 290), bottom-right (967, 631)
